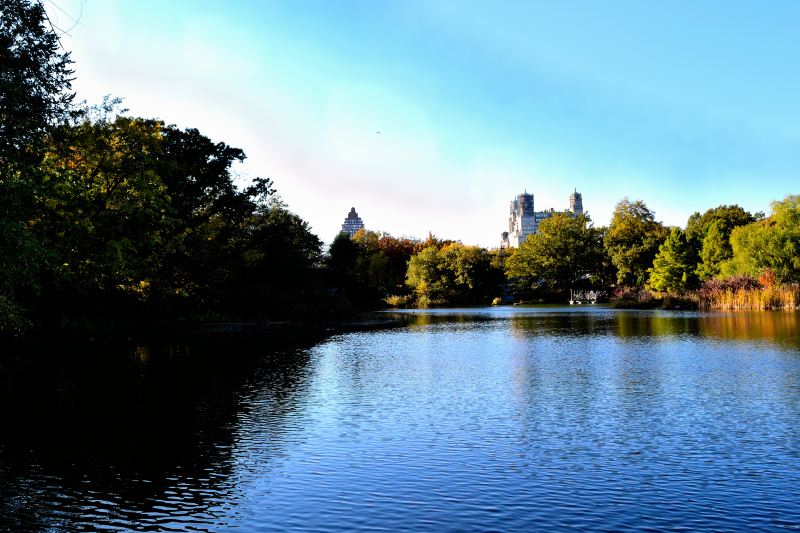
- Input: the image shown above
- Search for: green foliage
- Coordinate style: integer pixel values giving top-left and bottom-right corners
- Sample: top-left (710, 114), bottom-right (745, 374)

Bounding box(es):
top-left (328, 232), bottom-right (360, 274)
top-left (233, 197), bottom-right (322, 312)
top-left (685, 204), bottom-right (755, 243)
top-left (152, 123), bottom-right (282, 307)
top-left (405, 246), bottom-right (443, 304)
top-left (593, 226), bottom-right (618, 286)
top-left (364, 252), bottom-right (390, 292)
top-left (31, 101), bottom-right (322, 320)
top-left (347, 229), bottom-right (421, 294)
top-left (40, 113), bottom-right (169, 296)
top-left (506, 213), bottom-right (604, 290)
top-left (440, 244), bottom-right (497, 296)
top-left (603, 199), bottom-right (669, 287)
top-left (0, 0), bottom-right (74, 166)
top-left (696, 222), bottom-right (728, 280)
top-left (720, 195), bottom-right (800, 283)
top-left (0, 0), bottom-right (74, 332)
top-left (405, 243), bottom-right (502, 305)
top-left (647, 228), bottom-right (696, 293)
top-left (0, 293), bottom-right (31, 334)
top-left (685, 205), bottom-right (755, 280)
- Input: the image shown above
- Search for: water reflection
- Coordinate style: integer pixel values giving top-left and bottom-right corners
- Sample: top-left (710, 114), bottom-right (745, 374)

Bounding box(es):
top-left (699, 311), bottom-right (800, 347)
top-left (1, 309), bottom-right (799, 531)
top-left (0, 333), bottom-right (317, 531)
top-left (389, 307), bottom-right (800, 348)
top-left (383, 307), bottom-right (800, 530)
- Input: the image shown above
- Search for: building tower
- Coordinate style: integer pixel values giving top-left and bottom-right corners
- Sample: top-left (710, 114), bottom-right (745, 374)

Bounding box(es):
top-left (503, 188), bottom-right (586, 248)
top-left (569, 190), bottom-right (583, 217)
top-left (508, 191), bottom-right (536, 247)
top-left (500, 231), bottom-right (510, 249)
top-left (341, 207), bottom-right (364, 236)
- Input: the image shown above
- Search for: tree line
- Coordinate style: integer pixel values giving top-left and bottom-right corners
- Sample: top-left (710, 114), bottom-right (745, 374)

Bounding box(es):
top-left (1, 1), bottom-right (332, 333)
top-left (329, 195), bottom-right (797, 309)
top-left (328, 230), bottom-right (505, 307)
top-left (354, 196), bottom-right (798, 309)
top-left (2, 1), bottom-right (798, 335)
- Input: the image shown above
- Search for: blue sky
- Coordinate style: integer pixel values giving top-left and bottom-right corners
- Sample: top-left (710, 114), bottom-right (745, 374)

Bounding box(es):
top-left (47, 0), bottom-right (800, 246)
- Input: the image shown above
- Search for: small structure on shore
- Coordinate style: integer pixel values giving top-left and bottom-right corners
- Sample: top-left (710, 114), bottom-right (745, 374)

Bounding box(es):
top-left (569, 289), bottom-right (606, 305)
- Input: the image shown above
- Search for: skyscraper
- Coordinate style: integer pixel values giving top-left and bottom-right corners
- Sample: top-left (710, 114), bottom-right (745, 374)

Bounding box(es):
top-left (340, 207), bottom-right (365, 236)
top-left (507, 192), bottom-right (536, 247)
top-left (502, 190), bottom-right (584, 248)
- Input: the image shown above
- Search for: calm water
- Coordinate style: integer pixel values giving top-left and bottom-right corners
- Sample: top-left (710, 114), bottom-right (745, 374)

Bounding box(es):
top-left (2, 307), bottom-right (800, 531)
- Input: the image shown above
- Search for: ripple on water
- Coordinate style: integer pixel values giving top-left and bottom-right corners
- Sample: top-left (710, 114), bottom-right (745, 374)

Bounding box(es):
top-left (1, 309), bottom-right (800, 531)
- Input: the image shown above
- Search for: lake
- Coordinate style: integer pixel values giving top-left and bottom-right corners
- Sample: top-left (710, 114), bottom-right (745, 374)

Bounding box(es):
top-left (2, 307), bottom-right (800, 531)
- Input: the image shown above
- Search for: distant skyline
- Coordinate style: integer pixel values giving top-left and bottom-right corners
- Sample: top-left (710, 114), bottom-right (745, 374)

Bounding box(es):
top-left (46, 0), bottom-right (800, 247)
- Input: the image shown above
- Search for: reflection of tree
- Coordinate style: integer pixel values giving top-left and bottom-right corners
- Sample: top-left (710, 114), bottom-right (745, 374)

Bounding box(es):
top-left (497, 307), bottom-right (800, 527)
top-left (509, 312), bottom-right (614, 339)
top-left (393, 308), bottom-right (799, 351)
top-left (613, 312), bottom-right (700, 339)
top-left (0, 330), bottom-right (318, 531)
top-left (506, 313), bottom-right (639, 487)
top-left (697, 311), bottom-right (800, 348)
top-left (383, 310), bottom-right (488, 329)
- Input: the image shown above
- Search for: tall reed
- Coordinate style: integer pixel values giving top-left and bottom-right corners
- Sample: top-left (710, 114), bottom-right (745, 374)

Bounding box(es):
top-left (698, 283), bottom-right (800, 310)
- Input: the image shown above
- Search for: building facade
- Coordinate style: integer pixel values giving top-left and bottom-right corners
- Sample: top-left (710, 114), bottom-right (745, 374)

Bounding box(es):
top-left (341, 207), bottom-right (365, 237)
top-left (505, 192), bottom-right (536, 248)
top-left (501, 190), bottom-right (584, 248)
top-left (569, 190), bottom-right (583, 216)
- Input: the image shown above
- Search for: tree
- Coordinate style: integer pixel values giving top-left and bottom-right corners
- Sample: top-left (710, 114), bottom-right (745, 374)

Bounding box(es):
top-left (405, 243), bottom-right (502, 306)
top-left (0, 0), bottom-right (73, 166)
top-left (1, 0), bottom-right (74, 331)
top-left (153, 123), bottom-right (275, 307)
top-left (506, 213), bottom-right (604, 290)
top-left (39, 112), bottom-right (169, 298)
top-left (696, 221), bottom-right (728, 280)
top-left (439, 243), bottom-right (503, 303)
top-left (647, 228), bottom-right (696, 292)
top-left (349, 229), bottom-right (421, 294)
top-left (604, 199), bottom-right (669, 286)
top-left (374, 234), bottom-right (420, 292)
top-left (720, 195), bottom-right (800, 283)
top-left (405, 246), bottom-right (444, 306)
top-left (685, 204), bottom-right (755, 243)
top-left (328, 232), bottom-right (361, 274)
top-left (234, 197), bottom-right (322, 313)
top-left (34, 97), bottom-right (325, 319)
top-left (685, 205), bottom-right (755, 280)
top-left (365, 251), bottom-right (390, 293)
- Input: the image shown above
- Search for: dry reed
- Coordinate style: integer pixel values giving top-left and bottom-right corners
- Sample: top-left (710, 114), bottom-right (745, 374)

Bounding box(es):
top-left (698, 284), bottom-right (800, 310)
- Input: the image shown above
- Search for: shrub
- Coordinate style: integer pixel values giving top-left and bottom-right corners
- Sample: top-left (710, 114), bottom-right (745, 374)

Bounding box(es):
top-left (698, 275), bottom-right (760, 299)
top-left (0, 294), bottom-right (31, 335)
top-left (384, 294), bottom-right (412, 308)
top-left (611, 286), bottom-right (658, 308)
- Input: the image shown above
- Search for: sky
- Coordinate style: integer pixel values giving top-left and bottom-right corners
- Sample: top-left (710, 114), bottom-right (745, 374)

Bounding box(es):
top-left (45, 0), bottom-right (800, 247)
